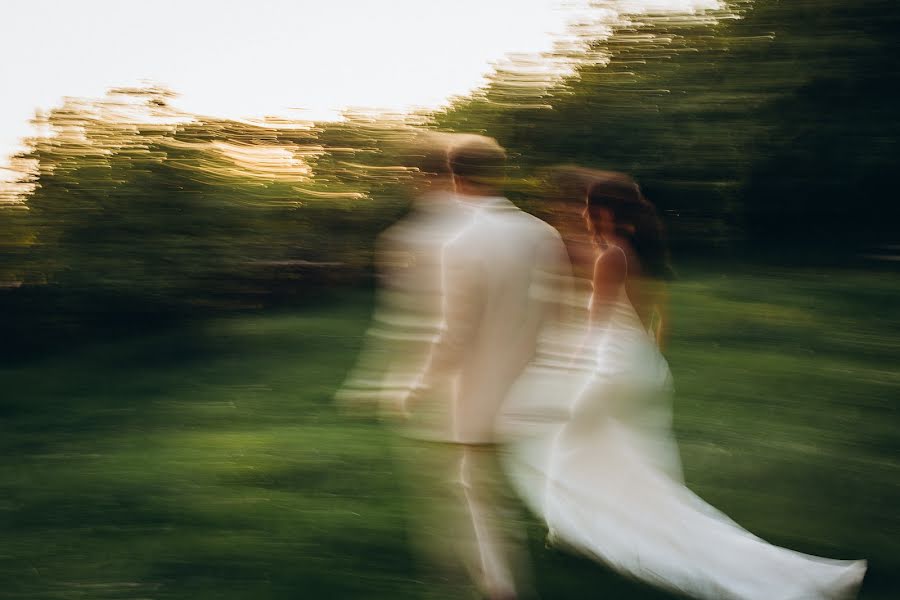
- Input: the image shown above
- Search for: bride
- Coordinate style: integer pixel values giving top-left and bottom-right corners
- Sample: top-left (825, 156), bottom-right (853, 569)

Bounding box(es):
top-left (502, 171), bottom-right (867, 600)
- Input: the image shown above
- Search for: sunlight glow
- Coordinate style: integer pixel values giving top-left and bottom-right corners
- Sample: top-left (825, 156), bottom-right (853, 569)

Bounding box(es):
top-left (0, 0), bottom-right (725, 181)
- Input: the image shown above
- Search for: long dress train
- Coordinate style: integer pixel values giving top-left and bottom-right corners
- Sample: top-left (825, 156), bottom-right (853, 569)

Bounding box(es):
top-left (502, 275), bottom-right (866, 600)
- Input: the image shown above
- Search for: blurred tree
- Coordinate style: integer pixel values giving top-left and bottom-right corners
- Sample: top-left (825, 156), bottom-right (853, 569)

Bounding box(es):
top-left (740, 0), bottom-right (900, 246)
top-left (11, 87), bottom-right (416, 313)
top-left (434, 0), bottom-right (900, 252)
top-left (4, 0), bottom-right (899, 351)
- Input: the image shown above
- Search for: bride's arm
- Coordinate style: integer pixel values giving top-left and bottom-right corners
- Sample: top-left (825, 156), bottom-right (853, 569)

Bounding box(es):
top-left (568, 247), bottom-right (626, 366)
top-left (589, 246), bottom-right (627, 328)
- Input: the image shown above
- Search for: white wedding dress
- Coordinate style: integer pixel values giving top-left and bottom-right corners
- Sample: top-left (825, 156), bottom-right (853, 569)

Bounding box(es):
top-left (501, 266), bottom-right (867, 600)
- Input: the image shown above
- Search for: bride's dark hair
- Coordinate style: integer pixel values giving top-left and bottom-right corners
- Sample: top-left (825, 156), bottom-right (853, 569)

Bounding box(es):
top-left (586, 172), bottom-right (674, 281)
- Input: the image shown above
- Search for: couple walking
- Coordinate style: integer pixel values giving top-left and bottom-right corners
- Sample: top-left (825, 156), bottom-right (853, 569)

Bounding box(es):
top-left (338, 134), bottom-right (866, 599)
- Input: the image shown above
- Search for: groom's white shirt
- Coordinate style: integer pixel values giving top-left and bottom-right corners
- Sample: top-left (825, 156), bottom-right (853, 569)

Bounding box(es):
top-left (414, 196), bottom-right (571, 444)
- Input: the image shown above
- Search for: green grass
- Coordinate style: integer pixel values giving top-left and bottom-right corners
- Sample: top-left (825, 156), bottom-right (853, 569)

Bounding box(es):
top-left (1, 267), bottom-right (898, 599)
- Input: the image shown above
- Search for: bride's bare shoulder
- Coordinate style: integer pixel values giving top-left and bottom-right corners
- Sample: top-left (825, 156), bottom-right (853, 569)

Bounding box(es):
top-left (592, 245), bottom-right (627, 287)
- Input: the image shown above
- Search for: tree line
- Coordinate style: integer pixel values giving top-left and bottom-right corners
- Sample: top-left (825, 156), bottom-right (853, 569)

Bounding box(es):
top-left (1, 0), bottom-right (897, 352)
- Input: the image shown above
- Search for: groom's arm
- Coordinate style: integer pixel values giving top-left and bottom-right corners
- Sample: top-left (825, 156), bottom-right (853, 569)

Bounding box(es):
top-left (406, 239), bottom-right (484, 412)
top-left (334, 232), bottom-right (406, 411)
top-left (531, 231), bottom-right (574, 321)
top-left (530, 230), bottom-right (584, 368)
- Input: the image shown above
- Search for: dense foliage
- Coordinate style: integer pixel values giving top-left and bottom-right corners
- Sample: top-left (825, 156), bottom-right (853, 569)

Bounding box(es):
top-left (1, 0), bottom-right (897, 345)
top-left (436, 0), bottom-right (900, 248)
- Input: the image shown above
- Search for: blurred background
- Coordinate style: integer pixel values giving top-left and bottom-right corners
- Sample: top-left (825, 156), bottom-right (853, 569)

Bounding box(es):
top-left (1, 0), bottom-right (898, 598)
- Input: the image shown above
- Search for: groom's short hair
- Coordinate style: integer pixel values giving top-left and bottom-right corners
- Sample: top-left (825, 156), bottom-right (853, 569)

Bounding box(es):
top-left (448, 135), bottom-right (507, 185)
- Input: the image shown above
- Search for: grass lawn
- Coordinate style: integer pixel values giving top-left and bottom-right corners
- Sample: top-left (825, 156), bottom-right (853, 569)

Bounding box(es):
top-left (1, 264), bottom-right (898, 599)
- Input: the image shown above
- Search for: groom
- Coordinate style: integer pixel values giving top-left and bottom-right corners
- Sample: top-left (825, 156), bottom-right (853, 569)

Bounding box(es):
top-left (406, 135), bottom-right (571, 599)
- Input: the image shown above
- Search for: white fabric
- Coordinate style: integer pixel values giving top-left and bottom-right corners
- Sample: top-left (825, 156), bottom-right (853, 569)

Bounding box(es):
top-left (395, 194), bottom-right (571, 598)
top-left (503, 275), bottom-right (867, 600)
top-left (336, 190), bottom-right (473, 440)
top-left (416, 196), bottom-right (572, 444)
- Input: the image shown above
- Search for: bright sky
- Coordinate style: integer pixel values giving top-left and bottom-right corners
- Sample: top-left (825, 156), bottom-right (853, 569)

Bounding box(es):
top-left (0, 0), bottom-right (722, 180)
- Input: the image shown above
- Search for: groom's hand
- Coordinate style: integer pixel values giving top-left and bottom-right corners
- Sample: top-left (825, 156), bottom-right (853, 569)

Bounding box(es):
top-left (334, 385), bottom-right (380, 417)
top-left (400, 381), bottom-right (429, 421)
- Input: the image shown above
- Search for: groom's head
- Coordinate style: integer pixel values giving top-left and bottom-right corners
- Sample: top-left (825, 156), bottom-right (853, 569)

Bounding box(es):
top-left (448, 135), bottom-right (507, 197)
